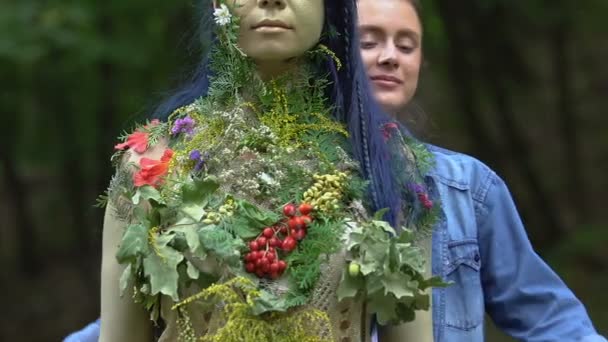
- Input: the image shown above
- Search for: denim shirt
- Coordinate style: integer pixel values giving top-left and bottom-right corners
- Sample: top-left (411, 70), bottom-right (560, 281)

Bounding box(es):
top-left (424, 145), bottom-right (605, 342)
top-left (64, 146), bottom-right (606, 342)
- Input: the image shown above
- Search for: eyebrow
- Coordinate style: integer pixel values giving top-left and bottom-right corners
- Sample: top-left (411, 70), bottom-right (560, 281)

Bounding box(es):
top-left (358, 24), bottom-right (421, 42)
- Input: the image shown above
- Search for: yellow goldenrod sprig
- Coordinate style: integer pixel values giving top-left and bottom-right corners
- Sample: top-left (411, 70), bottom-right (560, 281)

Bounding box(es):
top-left (148, 226), bottom-right (166, 263)
top-left (316, 44), bottom-right (342, 70)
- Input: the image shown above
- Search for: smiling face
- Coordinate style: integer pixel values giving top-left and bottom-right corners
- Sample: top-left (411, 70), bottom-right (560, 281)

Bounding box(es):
top-left (224, 0), bottom-right (324, 67)
top-left (358, 0), bottom-right (422, 115)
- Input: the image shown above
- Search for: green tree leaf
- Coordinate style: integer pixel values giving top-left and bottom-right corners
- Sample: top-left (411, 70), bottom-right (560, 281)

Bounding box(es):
top-left (368, 291), bottom-right (398, 325)
top-left (143, 239), bottom-right (184, 301)
top-left (381, 271), bottom-right (415, 299)
top-left (179, 204), bottom-right (207, 222)
top-left (116, 224), bottom-right (149, 263)
top-left (235, 200), bottom-right (280, 229)
top-left (119, 264), bottom-right (133, 296)
top-left (132, 185), bottom-right (164, 205)
top-left (181, 176), bottom-right (219, 204)
top-left (337, 268), bottom-right (363, 300)
top-left (229, 216), bottom-right (263, 239)
top-left (251, 290), bottom-right (289, 315)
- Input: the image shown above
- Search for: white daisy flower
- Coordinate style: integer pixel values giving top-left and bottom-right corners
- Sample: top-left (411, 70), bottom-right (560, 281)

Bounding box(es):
top-left (258, 172), bottom-right (278, 186)
top-left (213, 4), bottom-right (232, 26)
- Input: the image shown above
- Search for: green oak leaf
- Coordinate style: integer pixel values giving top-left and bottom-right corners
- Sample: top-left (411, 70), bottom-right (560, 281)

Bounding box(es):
top-left (143, 234), bottom-right (184, 301)
top-left (394, 301), bottom-right (416, 323)
top-left (366, 273), bottom-right (384, 294)
top-left (396, 227), bottom-right (415, 243)
top-left (236, 200), bottom-right (279, 229)
top-left (345, 231), bottom-right (365, 251)
top-left (116, 224), bottom-right (149, 263)
top-left (132, 185), bottom-right (164, 205)
top-left (368, 291), bottom-right (398, 325)
top-left (359, 256), bottom-right (379, 276)
top-left (168, 223), bottom-right (204, 258)
top-left (381, 271), bottom-right (415, 299)
top-left (337, 268), bottom-right (364, 300)
top-left (370, 219), bottom-right (396, 236)
top-left (181, 176), bottom-right (219, 204)
top-left (412, 291), bottom-right (430, 311)
top-left (251, 290), bottom-right (289, 315)
top-left (119, 264), bottom-right (133, 296)
top-left (179, 203), bottom-right (207, 222)
top-left (388, 240), bottom-right (399, 272)
top-left (397, 245), bottom-right (425, 274)
top-left (230, 216), bottom-right (262, 239)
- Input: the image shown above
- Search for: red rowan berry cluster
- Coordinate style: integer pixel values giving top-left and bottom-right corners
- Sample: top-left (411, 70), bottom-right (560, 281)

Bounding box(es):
top-left (243, 203), bottom-right (314, 279)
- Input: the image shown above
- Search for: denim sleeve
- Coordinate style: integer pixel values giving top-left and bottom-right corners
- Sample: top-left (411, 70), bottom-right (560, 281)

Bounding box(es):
top-left (476, 173), bottom-right (606, 342)
top-left (63, 319), bottom-right (100, 342)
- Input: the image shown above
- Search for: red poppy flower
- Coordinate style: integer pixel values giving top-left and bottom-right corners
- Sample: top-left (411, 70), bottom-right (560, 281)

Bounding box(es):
top-left (114, 120), bottom-right (160, 154)
top-left (115, 131), bottom-right (149, 154)
top-left (133, 149), bottom-right (174, 188)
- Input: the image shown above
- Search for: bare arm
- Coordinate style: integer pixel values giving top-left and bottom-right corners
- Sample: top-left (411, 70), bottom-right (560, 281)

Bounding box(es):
top-left (99, 203), bottom-right (152, 342)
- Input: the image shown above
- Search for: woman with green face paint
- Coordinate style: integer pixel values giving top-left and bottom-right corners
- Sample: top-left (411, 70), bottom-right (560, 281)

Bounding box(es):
top-left (95, 0), bottom-right (443, 341)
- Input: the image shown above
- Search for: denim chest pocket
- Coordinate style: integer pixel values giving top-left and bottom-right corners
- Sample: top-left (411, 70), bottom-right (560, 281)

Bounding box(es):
top-left (443, 239), bottom-right (484, 331)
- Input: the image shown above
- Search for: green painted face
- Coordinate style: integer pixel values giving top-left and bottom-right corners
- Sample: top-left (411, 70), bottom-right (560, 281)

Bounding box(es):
top-left (226, 0), bottom-right (325, 63)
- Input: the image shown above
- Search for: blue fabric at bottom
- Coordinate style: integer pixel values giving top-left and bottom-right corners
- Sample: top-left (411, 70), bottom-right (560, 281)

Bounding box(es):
top-left (63, 319), bottom-right (100, 342)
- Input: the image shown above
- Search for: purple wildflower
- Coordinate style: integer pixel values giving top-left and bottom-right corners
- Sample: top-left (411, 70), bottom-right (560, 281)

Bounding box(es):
top-left (172, 116), bottom-right (196, 136)
top-left (189, 149), bottom-right (202, 161)
top-left (189, 149), bottom-right (206, 172)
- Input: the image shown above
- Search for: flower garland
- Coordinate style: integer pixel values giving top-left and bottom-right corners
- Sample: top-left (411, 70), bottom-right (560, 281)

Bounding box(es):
top-left (102, 1), bottom-right (446, 340)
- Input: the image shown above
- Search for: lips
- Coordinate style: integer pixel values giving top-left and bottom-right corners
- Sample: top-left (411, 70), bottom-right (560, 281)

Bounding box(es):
top-left (370, 75), bottom-right (403, 85)
top-left (252, 19), bottom-right (292, 30)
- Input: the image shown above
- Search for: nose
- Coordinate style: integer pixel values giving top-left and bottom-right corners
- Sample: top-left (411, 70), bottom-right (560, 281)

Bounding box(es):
top-left (377, 44), bottom-right (398, 68)
top-left (258, 0), bottom-right (286, 9)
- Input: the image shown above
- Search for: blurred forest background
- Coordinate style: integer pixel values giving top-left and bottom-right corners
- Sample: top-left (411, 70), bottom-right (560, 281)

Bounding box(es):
top-left (0, 0), bottom-right (606, 340)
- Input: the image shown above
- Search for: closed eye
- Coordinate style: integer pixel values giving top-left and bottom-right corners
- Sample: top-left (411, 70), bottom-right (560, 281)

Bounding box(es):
top-left (397, 45), bottom-right (415, 53)
top-left (360, 41), bottom-right (377, 49)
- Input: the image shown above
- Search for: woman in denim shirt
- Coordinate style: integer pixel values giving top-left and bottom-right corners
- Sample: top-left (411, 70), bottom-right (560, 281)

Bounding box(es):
top-left (65, 0), bottom-right (605, 341)
top-left (359, 0), bottom-right (605, 341)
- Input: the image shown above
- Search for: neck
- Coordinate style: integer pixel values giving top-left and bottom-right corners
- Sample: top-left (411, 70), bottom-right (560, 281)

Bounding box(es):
top-left (255, 58), bottom-right (300, 81)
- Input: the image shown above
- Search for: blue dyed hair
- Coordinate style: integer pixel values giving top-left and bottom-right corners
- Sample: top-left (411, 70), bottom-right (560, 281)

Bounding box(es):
top-left (151, 0), bottom-right (403, 226)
